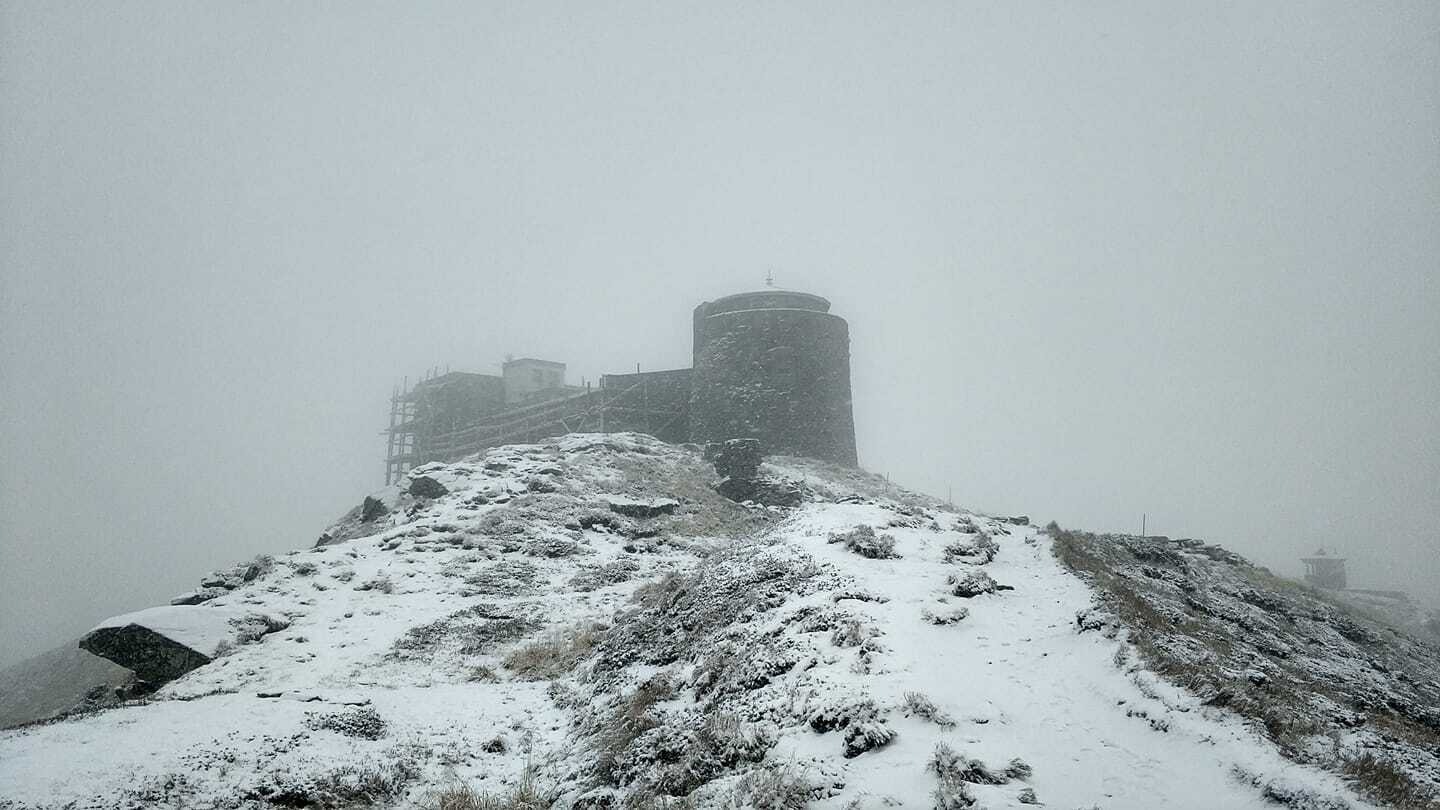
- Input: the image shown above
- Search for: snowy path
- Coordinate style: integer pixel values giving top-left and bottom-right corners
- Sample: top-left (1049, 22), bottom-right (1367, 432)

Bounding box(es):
top-left (777, 502), bottom-right (1371, 809)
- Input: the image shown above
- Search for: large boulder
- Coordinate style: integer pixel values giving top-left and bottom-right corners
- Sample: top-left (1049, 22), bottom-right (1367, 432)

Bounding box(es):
top-left (79, 606), bottom-right (286, 685)
top-left (710, 438), bottom-right (763, 503)
top-left (316, 485), bottom-right (402, 547)
top-left (407, 475), bottom-right (449, 499)
top-left (360, 495), bottom-right (388, 522)
top-left (707, 439), bottom-right (801, 507)
top-left (708, 438), bottom-right (762, 481)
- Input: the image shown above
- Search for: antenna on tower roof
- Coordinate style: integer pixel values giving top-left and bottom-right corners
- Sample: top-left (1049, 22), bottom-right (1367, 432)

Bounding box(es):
top-left (765, 269), bottom-right (775, 288)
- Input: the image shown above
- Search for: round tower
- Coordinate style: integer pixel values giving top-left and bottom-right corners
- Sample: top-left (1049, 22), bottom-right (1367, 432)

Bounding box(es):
top-left (690, 290), bottom-right (858, 466)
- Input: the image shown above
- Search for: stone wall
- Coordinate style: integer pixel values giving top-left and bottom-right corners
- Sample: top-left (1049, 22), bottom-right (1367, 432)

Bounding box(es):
top-left (597, 369), bottom-right (692, 445)
top-left (690, 294), bottom-right (857, 466)
top-left (411, 373), bottom-right (507, 458)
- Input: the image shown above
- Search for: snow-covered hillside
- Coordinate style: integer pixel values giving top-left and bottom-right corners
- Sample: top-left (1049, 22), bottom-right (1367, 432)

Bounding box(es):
top-left (0, 435), bottom-right (1402, 809)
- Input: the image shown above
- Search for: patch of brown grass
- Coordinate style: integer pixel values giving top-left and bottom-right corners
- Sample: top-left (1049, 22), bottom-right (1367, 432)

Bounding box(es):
top-left (1369, 710), bottom-right (1440, 751)
top-left (594, 673), bottom-right (677, 784)
top-left (434, 775), bottom-right (557, 810)
top-left (504, 623), bottom-right (605, 681)
top-left (1342, 753), bottom-right (1438, 810)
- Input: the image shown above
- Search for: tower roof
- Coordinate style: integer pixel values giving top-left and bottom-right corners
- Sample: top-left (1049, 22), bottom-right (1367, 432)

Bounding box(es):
top-left (699, 290), bottom-right (832, 317)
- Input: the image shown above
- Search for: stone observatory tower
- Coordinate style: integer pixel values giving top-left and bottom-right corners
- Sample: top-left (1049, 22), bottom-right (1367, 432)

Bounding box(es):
top-left (690, 289), bottom-right (858, 466)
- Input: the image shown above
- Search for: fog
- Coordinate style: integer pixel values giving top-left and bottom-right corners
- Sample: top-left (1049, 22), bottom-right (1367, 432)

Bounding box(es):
top-left (1, 2), bottom-right (1436, 668)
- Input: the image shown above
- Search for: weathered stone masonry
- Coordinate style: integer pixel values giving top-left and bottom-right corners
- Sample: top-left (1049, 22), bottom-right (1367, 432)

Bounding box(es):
top-left (384, 289), bottom-right (858, 478)
top-left (689, 291), bottom-right (857, 467)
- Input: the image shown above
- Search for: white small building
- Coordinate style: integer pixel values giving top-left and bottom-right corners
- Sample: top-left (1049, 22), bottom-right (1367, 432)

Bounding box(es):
top-left (502, 357), bottom-right (567, 404)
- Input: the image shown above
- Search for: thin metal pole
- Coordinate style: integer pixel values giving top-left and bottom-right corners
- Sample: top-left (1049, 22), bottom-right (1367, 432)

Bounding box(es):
top-left (386, 383), bottom-right (399, 485)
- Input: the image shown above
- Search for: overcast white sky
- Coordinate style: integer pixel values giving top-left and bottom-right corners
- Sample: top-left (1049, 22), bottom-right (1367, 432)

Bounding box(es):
top-left (2, 1), bottom-right (1437, 668)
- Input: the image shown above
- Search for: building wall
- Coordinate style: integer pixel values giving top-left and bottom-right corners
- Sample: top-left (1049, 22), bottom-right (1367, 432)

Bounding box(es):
top-left (690, 292), bottom-right (857, 466)
top-left (389, 290), bottom-right (859, 479)
top-left (1304, 559), bottom-right (1348, 590)
top-left (409, 373), bottom-right (507, 458)
top-left (598, 369), bottom-right (692, 444)
top-left (503, 359), bottom-right (566, 405)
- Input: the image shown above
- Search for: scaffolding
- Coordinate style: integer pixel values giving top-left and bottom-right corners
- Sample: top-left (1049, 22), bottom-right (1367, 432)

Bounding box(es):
top-left (383, 369), bottom-right (436, 486)
top-left (384, 366), bottom-right (472, 486)
top-left (383, 380), bottom-right (418, 486)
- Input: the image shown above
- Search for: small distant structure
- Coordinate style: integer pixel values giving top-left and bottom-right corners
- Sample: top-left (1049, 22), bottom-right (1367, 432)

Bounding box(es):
top-left (383, 370), bottom-right (521, 487)
top-left (383, 288), bottom-right (857, 484)
top-left (502, 358), bottom-right (568, 405)
top-left (1302, 549), bottom-right (1347, 590)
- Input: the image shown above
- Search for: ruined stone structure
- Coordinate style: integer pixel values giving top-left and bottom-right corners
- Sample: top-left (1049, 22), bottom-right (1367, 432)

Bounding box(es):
top-left (1302, 549), bottom-right (1347, 590)
top-left (690, 291), bottom-right (857, 466)
top-left (384, 289), bottom-right (857, 483)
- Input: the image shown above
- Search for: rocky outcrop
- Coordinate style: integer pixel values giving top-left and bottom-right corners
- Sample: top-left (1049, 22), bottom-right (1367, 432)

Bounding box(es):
top-left (171, 556), bottom-right (275, 603)
top-left (198, 557), bottom-right (273, 591)
top-left (316, 486), bottom-right (402, 546)
top-left (79, 606), bottom-right (286, 686)
top-left (708, 438), bottom-right (761, 480)
top-left (81, 626), bottom-right (207, 688)
top-left (408, 475), bottom-right (449, 499)
top-left (360, 495), bottom-right (388, 522)
top-left (707, 439), bottom-right (802, 507)
top-left (605, 496), bottom-right (680, 519)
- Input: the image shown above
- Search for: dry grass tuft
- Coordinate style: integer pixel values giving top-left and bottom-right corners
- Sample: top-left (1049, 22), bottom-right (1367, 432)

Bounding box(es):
top-left (1342, 753), bottom-right (1439, 810)
top-left (504, 622), bottom-right (605, 681)
top-left (903, 691), bottom-right (956, 729)
top-left (827, 525), bottom-right (899, 560)
top-left (434, 775), bottom-right (557, 810)
top-left (594, 673), bottom-right (677, 783)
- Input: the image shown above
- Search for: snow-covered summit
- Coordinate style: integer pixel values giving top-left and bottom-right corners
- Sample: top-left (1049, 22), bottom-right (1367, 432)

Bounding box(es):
top-left (0, 434), bottom-right (1412, 809)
